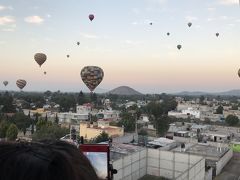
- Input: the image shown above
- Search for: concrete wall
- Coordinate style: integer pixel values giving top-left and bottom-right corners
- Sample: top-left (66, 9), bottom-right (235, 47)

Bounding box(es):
top-left (147, 149), bottom-right (205, 180)
top-left (113, 133), bottom-right (137, 144)
top-left (216, 149), bottom-right (233, 175)
top-left (113, 148), bottom-right (205, 180)
top-left (113, 149), bottom-right (147, 180)
top-left (205, 168), bottom-right (213, 180)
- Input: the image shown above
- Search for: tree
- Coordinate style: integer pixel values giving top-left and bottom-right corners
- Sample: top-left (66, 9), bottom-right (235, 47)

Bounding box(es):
top-left (155, 115), bottom-right (170, 136)
top-left (138, 129), bottom-right (148, 136)
top-left (118, 112), bottom-right (136, 132)
top-left (32, 124), bottom-right (69, 141)
top-left (216, 105), bottom-right (223, 114)
top-left (199, 95), bottom-right (205, 104)
top-left (0, 92), bottom-right (16, 113)
top-left (77, 91), bottom-right (86, 105)
top-left (225, 115), bottom-right (239, 126)
top-left (55, 113), bottom-right (59, 124)
top-left (45, 113), bottom-right (48, 122)
top-left (12, 113), bottom-right (31, 135)
top-left (95, 131), bottom-right (109, 143)
top-left (6, 124), bottom-right (18, 141)
top-left (0, 120), bottom-right (10, 138)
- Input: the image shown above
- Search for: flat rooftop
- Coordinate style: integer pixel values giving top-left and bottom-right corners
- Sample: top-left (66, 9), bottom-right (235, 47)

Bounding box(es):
top-left (175, 143), bottom-right (229, 160)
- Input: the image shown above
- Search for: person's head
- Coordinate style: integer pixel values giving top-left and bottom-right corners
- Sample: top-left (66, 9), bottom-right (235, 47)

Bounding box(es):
top-left (0, 140), bottom-right (99, 180)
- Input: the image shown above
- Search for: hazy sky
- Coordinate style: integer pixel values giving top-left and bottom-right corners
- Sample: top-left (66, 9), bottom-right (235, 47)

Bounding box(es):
top-left (0, 0), bottom-right (239, 93)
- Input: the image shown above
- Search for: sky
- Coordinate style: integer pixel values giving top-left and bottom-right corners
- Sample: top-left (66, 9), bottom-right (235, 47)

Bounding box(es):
top-left (0, 0), bottom-right (240, 94)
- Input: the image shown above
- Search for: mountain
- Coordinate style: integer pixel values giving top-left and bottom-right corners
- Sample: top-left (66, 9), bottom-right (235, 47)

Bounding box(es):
top-left (108, 86), bottom-right (142, 95)
top-left (173, 89), bottom-right (240, 96)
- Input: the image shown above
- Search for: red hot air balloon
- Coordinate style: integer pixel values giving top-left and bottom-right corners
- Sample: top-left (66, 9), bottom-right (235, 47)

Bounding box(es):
top-left (16, 79), bottom-right (27, 90)
top-left (89, 14), bottom-right (94, 21)
top-left (34, 53), bottom-right (47, 67)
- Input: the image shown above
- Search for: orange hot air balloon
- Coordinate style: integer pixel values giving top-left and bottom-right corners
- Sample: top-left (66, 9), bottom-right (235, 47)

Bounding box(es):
top-left (34, 53), bottom-right (47, 67)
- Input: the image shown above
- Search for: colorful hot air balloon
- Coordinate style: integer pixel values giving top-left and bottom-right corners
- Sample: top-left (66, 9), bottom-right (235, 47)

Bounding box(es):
top-left (89, 14), bottom-right (94, 21)
top-left (3, 81), bottom-right (8, 86)
top-left (216, 33), bottom-right (219, 37)
top-left (77, 42), bottom-right (80, 46)
top-left (34, 53), bottom-right (47, 67)
top-left (167, 32), bottom-right (170, 36)
top-left (16, 79), bottom-right (27, 90)
top-left (177, 45), bottom-right (182, 50)
top-left (238, 69), bottom-right (240, 78)
top-left (188, 22), bottom-right (192, 27)
top-left (81, 66), bottom-right (104, 92)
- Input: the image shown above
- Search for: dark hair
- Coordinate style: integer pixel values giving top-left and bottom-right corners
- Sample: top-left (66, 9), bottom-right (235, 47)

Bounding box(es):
top-left (0, 140), bottom-right (99, 180)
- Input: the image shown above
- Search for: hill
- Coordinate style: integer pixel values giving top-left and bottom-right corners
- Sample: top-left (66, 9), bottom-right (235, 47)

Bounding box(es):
top-left (173, 89), bottom-right (240, 96)
top-left (108, 86), bottom-right (142, 95)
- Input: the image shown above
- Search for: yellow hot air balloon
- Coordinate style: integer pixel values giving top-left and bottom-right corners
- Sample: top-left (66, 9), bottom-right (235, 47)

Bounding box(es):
top-left (81, 66), bottom-right (104, 92)
top-left (34, 53), bottom-right (47, 67)
top-left (16, 79), bottom-right (27, 90)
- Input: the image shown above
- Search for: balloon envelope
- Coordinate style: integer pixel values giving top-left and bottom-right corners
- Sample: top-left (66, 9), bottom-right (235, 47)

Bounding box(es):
top-left (167, 32), bottom-right (170, 36)
top-left (238, 69), bottom-right (240, 78)
top-left (89, 14), bottom-right (94, 21)
top-left (34, 53), bottom-right (47, 67)
top-left (188, 22), bottom-right (192, 27)
top-left (3, 81), bottom-right (8, 86)
top-left (149, 22), bottom-right (152, 25)
top-left (216, 33), bottom-right (219, 37)
top-left (16, 79), bottom-right (27, 90)
top-left (81, 66), bottom-right (104, 92)
top-left (77, 42), bottom-right (80, 46)
top-left (44, 71), bottom-right (47, 75)
top-left (177, 45), bottom-right (182, 50)
top-left (67, 55), bottom-right (70, 58)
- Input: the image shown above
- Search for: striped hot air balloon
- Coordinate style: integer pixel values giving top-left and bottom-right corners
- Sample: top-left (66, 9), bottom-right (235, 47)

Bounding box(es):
top-left (81, 66), bottom-right (104, 92)
top-left (3, 81), bottom-right (8, 86)
top-left (34, 53), bottom-right (47, 67)
top-left (16, 79), bottom-right (27, 90)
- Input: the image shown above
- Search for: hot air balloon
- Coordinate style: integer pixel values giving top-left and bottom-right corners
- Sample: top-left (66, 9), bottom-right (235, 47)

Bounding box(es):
top-left (188, 22), bottom-right (192, 27)
top-left (16, 79), bottom-right (27, 90)
top-left (216, 33), bottom-right (219, 37)
top-left (167, 32), bottom-right (170, 36)
top-left (177, 45), bottom-right (182, 50)
top-left (89, 14), bottom-right (94, 21)
top-left (77, 42), bottom-right (80, 46)
top-left (149, 22), bottom-right (153, 25)
top-left (3, 81), bottom-right (8, 86)
top-left (238, 69), bottom-right (240, 78)
top-left (34, 53), bottom-right (47, 67)
top-left (81, 66), bottom-right (104, 92)
top-left (44, 71), bottom-right (47, 75)
top-left (67, 55), bottom-right (70, 58)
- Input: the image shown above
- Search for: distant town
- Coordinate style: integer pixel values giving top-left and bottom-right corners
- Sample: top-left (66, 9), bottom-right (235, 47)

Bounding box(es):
top-left (1, 86), bottom-right (240, 180)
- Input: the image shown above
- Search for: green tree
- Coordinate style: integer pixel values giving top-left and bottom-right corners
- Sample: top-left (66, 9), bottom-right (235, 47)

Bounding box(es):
top-left (36, 119), bottom-right (52, 131)
top-left (0, 92), bottom-right (16, 113)
top-left (155, 115), bottom-right (170, 136)
top-left (6, 124), bottom-right (18, 140)
top-left (12, 113), bottom-right (31, 135)
top-left (55, 113), bottom-right (59, 124)
top-left (32, 124), bottom-right (69, 141)
top-left (0, 120), bottom-right (10, 138)
top-left (216, 105), bottom-right (223, 114)
top-left (138, 129), bottom-right (148, 136)
top-left (199, 95), bottom-right (205, 104)
top-left (77, 91), bottom-right (86, 105)
top-left (95, 131), bottom-right (109, 143)
top-left (225, 115), bottom-right (239, 126)
top-left (118, 112), bottom-right (136, 132)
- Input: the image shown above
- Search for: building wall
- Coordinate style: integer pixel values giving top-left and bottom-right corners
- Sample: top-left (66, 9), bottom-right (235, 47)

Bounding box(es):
top-left (216, 149), bottom-right (233, 175)
top-left (112, 148), bottom-right (205, 180)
